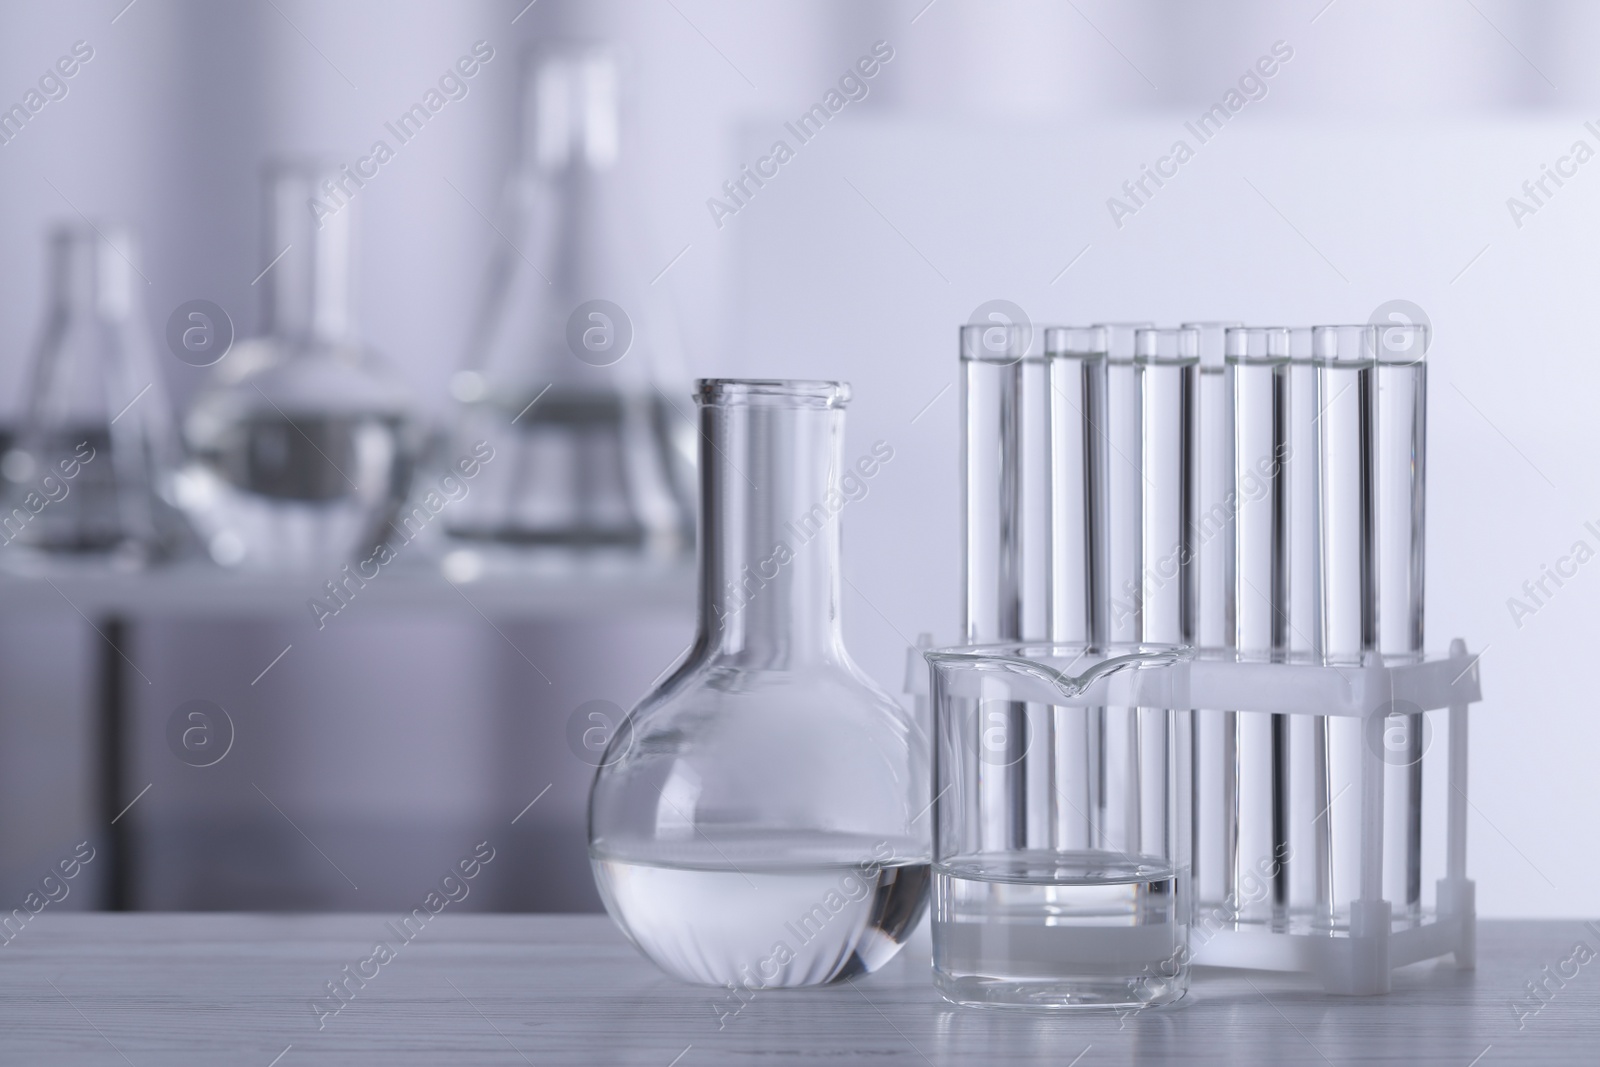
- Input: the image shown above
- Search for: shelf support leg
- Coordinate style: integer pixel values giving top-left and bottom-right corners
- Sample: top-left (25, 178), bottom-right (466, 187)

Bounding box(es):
top-left (97, 615), bottom-right (132, 911)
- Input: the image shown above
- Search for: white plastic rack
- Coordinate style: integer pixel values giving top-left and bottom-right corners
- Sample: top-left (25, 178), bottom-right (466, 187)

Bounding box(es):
top-left (1186, 639), bottom-right (1481, 994)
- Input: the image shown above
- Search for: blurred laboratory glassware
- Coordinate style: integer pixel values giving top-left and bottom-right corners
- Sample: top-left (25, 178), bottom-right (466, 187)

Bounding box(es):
top-left (175, 162), bottom-right (419, 570)
top-left (444, 46), bottom-right (691, 555)
top-left (589, 380), bottom-right (930, 988)
top-left (927, 642), bottom-right (1192, 1010)
top-left (2, 223), bottom-right (185, 567)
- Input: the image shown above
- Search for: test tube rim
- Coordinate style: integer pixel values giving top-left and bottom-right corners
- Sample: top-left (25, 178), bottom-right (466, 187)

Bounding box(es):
top-left (959, 322), bottom-right (1038, 365)
top-left (1184, 320), bottom-right (1244, 370)
top-left (1224, 325), bottom-right (1292, 364)
top-left (1371, 323), bottom-right (1430, 366)
top-left (1091, 321), bottom-right (1153, 363)
top-left (1043, 324), bottom-right (1107, 359)
top-left (1135, 325), bottom-right (1201, 365)
top-left (1309, 324), bottom-right (1380, 365)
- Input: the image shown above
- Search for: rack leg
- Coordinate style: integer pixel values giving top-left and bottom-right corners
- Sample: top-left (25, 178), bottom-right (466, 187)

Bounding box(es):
top-left (1438, 637), bottom-right (1476, 969)
top-left (1332, 650), bottom-right (1392, 995)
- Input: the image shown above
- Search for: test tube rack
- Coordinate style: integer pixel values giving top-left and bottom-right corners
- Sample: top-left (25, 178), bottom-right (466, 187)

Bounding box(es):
top-left (904, 640), bottom-right (1483, 996)
top-left (1185, 642), bottom-right (1480, 994)
top-left (952, 320), bottom-right (1471, 996)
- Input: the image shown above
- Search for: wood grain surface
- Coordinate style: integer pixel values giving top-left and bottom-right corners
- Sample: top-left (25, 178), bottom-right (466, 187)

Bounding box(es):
top-left (0, 915), bottom-right (1593, 1065)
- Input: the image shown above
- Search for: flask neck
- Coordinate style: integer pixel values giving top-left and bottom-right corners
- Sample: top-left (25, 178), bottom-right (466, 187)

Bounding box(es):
top-left (515, 48), bottom-right (627, 315)
top-left (261, 163), bottom-right (356, 348)
top-left (520, 49), bottom-right (619, 174)
top-left (49, 225), bottom-right (135, 322)
top-left (695, 382), bottom-right (851, 668)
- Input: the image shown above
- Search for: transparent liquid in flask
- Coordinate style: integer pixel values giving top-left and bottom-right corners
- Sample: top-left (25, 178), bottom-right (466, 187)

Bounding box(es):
top-left (593, 831), bottom-right (930, 987)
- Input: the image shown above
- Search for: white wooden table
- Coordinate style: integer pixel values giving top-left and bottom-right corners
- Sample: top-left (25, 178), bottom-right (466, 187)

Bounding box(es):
top-left (1, 915), bottom-right (1591, 1064)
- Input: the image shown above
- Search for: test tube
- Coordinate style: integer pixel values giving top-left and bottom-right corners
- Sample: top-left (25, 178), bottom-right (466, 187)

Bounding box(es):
top-left (1377, 322), bottom-right (1428, 918)
top-left (1046, 326), bottom-right (1108, 645)
top-left (959, 322), bottom-right (1043, 850)
top-left (1227, 327), bottom-right (1291, 923)
top-left (1095, 323), bottom-right (1151, 646)
top-left (1137, 327), bottom-right (1199, 648)
top-left (1017, 332), bottom-right (1055, 845)
top-left (1045, 326), bottom-right (1108, 852)
top-left (961, 322), bottom-right (1026, 643)
top-left (1185, 323), bottom-right (1241, 652)
top-left (1137, 327), bottom-right (1198, 867)
top-left (1314, 324), bottom-right (1377, 923)
top-left (1186, 322), bottom-right (1239, 926)
top-left (1019, 337), bottom-right (1053, 645)
top-left (1287, 328), bottom-right (1322, 658)
top-left (1375, 323), bottom-right (1427, 656)
top-left (1288, 326), bottom-right (1330, 916)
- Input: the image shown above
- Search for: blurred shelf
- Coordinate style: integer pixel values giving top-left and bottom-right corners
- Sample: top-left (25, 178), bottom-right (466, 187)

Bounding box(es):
top-left (0, 555), bottom-right (697, 620)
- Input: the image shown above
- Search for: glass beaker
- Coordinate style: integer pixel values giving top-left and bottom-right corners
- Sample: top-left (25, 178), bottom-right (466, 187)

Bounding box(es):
top-left (926, 643), bottom-right (1192, 1010)
top-left (588, 379), bottom-right (930, 989)
top-left (174, 161), bottom-right (420, 569)
top-left (443, 46), bottom-right (692, 554)
top-left (1, 223), bottom-right (185, 566)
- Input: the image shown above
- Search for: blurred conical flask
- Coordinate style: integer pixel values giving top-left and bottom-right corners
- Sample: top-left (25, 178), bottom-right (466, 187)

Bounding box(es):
top-left (1, 223), bottom-right (184, 567)
top-left (442, 46), bottom-right (693, 554)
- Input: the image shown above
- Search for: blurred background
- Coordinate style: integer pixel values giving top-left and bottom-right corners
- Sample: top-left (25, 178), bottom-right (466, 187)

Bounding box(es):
top-left (0, 0), bottom-right (1594, 919)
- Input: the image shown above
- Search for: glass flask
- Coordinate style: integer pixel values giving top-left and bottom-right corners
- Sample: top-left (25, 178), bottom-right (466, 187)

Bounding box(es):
top-left (174, 162), bottom-right (419, 569)
top-left (1, 223), bottom-right (184, 566)
top-left (589, 380), bottom-right (930, 988)
top-left (443, 46), bottom-right (692, 553)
